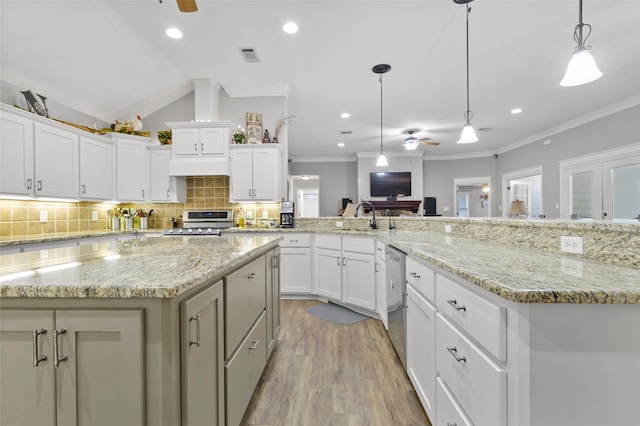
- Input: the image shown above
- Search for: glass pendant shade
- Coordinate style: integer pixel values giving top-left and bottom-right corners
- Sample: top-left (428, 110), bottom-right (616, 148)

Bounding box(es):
top-left (376, 153), bottom-right (388, 167)
top-left (457, 124), bottom-right (478, 144)
top-left (404, 142), bottom-right (419, 151)
top-left (560, 49), bottom-right (603, 86)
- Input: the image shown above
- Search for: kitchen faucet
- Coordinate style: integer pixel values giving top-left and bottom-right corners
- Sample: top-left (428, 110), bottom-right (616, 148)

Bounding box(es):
top-left (354, 201), bottom-right (377, 229)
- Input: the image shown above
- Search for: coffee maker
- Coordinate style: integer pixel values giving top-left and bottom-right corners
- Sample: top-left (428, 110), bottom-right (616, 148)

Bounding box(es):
top-left (280, 201), bottom-right (294, 228)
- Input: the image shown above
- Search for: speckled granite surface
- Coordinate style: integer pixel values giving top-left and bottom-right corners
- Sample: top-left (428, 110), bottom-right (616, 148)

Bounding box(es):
top-left (0, 235), bottom-right (281, 299)
top-left (2, 218), bottom-right (639, 304)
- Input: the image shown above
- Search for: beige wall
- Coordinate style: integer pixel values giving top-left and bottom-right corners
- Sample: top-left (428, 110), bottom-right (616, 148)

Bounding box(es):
top-left (0, 176), bottom-right (281, 238)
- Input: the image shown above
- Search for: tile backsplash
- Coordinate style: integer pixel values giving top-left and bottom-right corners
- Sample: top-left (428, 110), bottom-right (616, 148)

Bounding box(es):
top-left (0, 176), bottom-right (281, 238)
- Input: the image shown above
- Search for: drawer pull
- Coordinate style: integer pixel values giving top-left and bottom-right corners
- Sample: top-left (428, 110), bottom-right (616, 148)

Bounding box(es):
top-left (249, 340), bottom-right (260, 350)
top-left (32, 328), bottom-right (48, 367)
top-left (189, 315), bottom-right (201, 347)
top-left (447, 346), bottom-right (467, 363)
top-left (248, 273), bottom-right (257, 279)
top-left (447, 299), bottom-right (466, 311)
top-left (53, 328), bottom-right (68, 368)
top-left (446, 423), bottom-right (458, 426)
top-left (336, 256), bottom-right (341, 266)
top-left (409, 272), bottom-right (421, 279)
top-left (290, 239), bottom-right (298, 243)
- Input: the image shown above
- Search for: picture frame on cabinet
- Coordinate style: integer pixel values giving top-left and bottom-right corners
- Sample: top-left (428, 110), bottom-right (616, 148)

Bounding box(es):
top-left (20, 90), bottom-right (49, 117)
top-left (246, 112), bottom-right (262, 144)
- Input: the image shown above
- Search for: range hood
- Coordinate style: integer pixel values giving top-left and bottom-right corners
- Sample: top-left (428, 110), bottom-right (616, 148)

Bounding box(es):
top-left (168, 79), bottom-right (234, 176)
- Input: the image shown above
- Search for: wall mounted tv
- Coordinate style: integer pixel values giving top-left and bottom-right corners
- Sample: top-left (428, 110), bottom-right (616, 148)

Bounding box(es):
top-left (370, 172), bottom-right (412, 197)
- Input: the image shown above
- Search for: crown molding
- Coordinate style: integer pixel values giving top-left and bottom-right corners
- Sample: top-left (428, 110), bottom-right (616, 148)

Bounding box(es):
top-left (222, 83), bottom-right (293, 98)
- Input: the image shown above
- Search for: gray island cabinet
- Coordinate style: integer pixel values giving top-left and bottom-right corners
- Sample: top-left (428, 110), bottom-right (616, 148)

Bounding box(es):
top-left (0, 234), bottom-right (282, 426)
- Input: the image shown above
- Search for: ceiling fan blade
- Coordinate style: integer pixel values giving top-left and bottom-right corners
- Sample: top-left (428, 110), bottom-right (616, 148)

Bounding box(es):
top-left (420, 140), bottom-right (440, 146)
top-left (177, 0), bottom-right (197, 12)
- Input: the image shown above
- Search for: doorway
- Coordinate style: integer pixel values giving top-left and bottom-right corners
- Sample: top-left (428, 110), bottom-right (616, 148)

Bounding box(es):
top-left (453, 177), bottom-right (492, 218)
top-left (289, 175), bottom-right (320, 218)
top-left (502, 166), bottom-right (543, 218)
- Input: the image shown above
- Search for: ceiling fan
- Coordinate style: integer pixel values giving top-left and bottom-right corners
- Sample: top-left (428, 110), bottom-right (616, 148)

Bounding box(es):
top-left (159, 0), bottom-right (198, 13)
top-left (399, 130), bottom-right (440, 151)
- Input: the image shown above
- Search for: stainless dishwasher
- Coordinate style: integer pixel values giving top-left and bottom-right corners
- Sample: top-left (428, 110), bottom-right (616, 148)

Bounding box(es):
top-left (385, 245), bottom-right (407, 370)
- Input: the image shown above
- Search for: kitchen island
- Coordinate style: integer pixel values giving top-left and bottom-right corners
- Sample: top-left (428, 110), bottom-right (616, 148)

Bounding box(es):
top-left (0, 234), bottom-right (282, 426)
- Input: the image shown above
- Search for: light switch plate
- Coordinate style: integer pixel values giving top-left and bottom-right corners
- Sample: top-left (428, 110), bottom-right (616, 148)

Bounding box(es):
top-left (444, 224), bottom-right (452, 233)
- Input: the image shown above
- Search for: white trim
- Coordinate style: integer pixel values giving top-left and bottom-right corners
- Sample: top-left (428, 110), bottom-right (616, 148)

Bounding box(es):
top-left (497, 94), bottom-right (640, 155)
top-left (356, 151), bottom-right (424, 159)
top-left (424, 150), bottom-right (495, 161)
top-left (559, 142), bottom-right (640, 168)
top-left (501, 166), bottom-right (543, 181)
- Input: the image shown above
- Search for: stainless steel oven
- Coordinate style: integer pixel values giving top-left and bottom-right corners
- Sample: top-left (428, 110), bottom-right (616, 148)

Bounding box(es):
top-left (163, 209), bottom-right (233, 236)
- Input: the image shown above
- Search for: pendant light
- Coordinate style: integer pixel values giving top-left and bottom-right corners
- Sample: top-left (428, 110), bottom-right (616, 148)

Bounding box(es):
top-left (457, 1), bottom-right (478, 144)
top-left (560, 0), bottom-right (603, 86)
top-left (372, 64), bottom-right (391, 166)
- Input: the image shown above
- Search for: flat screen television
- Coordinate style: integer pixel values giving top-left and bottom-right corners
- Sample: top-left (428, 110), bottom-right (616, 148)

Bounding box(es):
top-left (370, 172), bottom-right (412, 197)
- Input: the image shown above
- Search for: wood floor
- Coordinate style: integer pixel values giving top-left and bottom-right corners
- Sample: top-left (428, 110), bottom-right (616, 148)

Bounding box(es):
top-left (242, 300), bottom-right (431, 426)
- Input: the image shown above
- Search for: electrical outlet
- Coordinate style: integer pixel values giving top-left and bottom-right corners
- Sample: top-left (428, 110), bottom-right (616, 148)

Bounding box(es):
top-left (444, 224), bottom-right (452, 233)
top-left (91, 211), bottom-right (98, 221)
top-left (39, 211), bottom-right (48, 222)
top-left (561, 236), bottom-right (583, 255)
top-left (336, 221), bottom-right (343, 228)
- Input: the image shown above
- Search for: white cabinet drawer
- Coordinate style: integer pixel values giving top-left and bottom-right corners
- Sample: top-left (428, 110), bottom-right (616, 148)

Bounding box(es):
top-left (342, 236), bottom-right (375, 254)
top-left (280, 233), bottom-right (310, 247)
top-left (315, 234), bottom-right (341, 250)
top-left (436, 273), bottom-right (506, 362)
top-left (406, 257), bottom-right (435, 302)
top-left (436, 313), bottom-right (507, 426)
top-left (436, 377), bottom-right (473, 426)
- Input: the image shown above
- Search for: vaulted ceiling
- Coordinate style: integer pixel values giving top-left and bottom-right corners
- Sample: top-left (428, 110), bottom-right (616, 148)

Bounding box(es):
top-left (2, 0), bottom-right (639, 159)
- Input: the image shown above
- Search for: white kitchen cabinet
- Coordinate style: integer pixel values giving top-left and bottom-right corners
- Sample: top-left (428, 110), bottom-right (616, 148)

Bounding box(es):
top-left (149, 146), bottom-right (186, 202)
top-left (0, 309), bottom-right (145, 426)
top-left (229, 144), bottom-right (282, 202)
top-left (34, 122), bottom-right (79, 199)
top-left (167, 122), bottom-right (233, 176)
top-left (0, 107), bottom-right (34, 196)
top-left (314, 235), bottom-right (376, 312)
top-left (280, 234), bottom-right (312, 294)
top-left (265, 247), bottom-right (281, 358)
top-left (180, 281), bottom-right (225, 426)
top-left (407, 284), bottom-right (437, 421)
top-left (79, 135), bottom-right (114, 201)
top-left (375, 241), bottom-right (387, 328)
top-left (112, 134), bottom-right (149, 202)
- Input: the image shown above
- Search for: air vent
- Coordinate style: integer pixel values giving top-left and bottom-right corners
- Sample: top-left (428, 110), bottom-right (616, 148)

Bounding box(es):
top-left (339, 130), bottom-right (353, 135)
top-left (239, 47), bottom-right (260, 63)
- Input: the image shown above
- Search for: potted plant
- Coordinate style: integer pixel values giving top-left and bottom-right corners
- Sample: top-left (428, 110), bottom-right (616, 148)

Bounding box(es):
top-left (233, 129), bottom-right (247, 144)
top-left (158, 130), bottom-right (172, 145)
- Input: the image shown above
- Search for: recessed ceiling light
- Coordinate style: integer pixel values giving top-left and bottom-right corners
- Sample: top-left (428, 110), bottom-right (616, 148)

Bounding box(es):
top-left (165, 27), bottom-right (183, 39)
top-left (337, 142), bottom-right (345, 147)
top-left (340, 113), bottom-right (350, 119)
top-left (511, 108), bottom-right (523, 114)
top-left (282, 22), bottom-right (299, 34)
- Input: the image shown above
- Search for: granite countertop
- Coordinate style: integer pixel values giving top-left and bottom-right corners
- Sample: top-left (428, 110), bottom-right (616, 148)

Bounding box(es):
top-left (0, 235), bottom-right (281, 299)
top-left (376, 231), bottom-right (640, 304)
top-left (2, 226), bottom-right (639, 304)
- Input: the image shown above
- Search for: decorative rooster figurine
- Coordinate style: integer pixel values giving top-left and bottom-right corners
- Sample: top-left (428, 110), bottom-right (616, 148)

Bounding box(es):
top-left (132, 115), bottom-right (143, 131)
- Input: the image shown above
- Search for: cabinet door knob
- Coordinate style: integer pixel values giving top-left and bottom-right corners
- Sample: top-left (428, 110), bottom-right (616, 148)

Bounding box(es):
top-left (248, 273), bottom-right (257, 279)
top-left (32, 328), bottom-right (48, 367)
top-left (53, 328), bottom-right (68, 368)
top-left (189, 315), bottom-right (201, 347)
